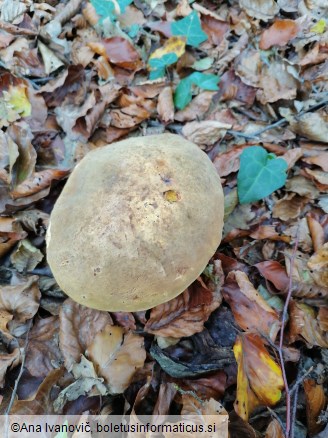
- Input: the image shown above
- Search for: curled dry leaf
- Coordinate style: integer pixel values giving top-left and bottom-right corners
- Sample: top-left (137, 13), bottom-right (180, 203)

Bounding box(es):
top-left (272, 193), bottom-right (306, 221)
top-left (59, 299), bottom-right (113, 370)
top-left (233, 333), bottom-right (284, 421)
top-left (10, 239), bottom-right (44, 273)
top-left (289, 300), bottom-right (328, 347)
top-left (239, 0), bottom-right (279, 21)
top-left (182, 120), bottom-right (231, 146)
top-left (0, 216), bottom-right (27, 258)
top-left (10, 169), bottom-right (69, 199)
top-left (163, 395), bottom-right (228, 438)
top-left (157, 86), bottom-right (174, 123)
top-left (265, 419), bottom-right (285, 438)
top-left (286, 175), bottom-right (320, 199)
top-left (0, 275), bottom-right (40, 339)
top-left (318, 308), bottom-right (328, 332)
top-left (250, 225), bottom-right (290, 242)
top-left (222, 271), bottom-right (280, 341)
top-left (145, 265), bottom-right (223, 338)
top-left (308, 243), bottom-right (328, 288)
top-left (88, 37), bottom-right (143, 71)
top-left (307, 215), bottom-right (325, 252)
top-left (180, 370), bottom-right (227, 401)
top-left (87, 325), bottom-right (146, 394)
top-left (260, 19), bottom-right (299, 50)
top-left (174, 91), bottom-right (215, 122)
top-left (218, 69), bottom-right (256, 105)
top-left (201, 15), bottom-right (229, 45)
top-left (213, 146), bottom-right (247, 177)
top-left (282, 147), bottom-right (303, 170)
top-left (304, 378), bottom-right (327, 436)
top-left (289, 112), bottom-right (328, 143)
top-left (11, 367), bottom-right (65, 415)
top-left (25, 316), bottom-right (62, 378)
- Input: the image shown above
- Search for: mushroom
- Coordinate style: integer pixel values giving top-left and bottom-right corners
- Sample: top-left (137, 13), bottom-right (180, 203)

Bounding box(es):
top-left (46, 134), bottom-right (224, 311)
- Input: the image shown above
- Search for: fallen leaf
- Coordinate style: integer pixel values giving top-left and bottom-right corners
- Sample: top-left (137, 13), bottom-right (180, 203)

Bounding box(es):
top-left (180, 370), bottom-right (227, 401)
top-left (157, 86), bottom-right (174, 123)
top-left (171, 11), bottom-right (208, 47)
top-left (239, 0), bottom-right (279, 21)
top-left (145, 268), bottom-right (223, 338)
top-left (286, 175), bottom-right (319, 199)
top-left (265, 419), bottom-right (285, 438)
top-left (0, 347), bottom-right (20, 388)
top-left (260, 20), bottom-right (298, 50)
top-left (289, 300), bottom-right (328, 347)
top-left (289, 112), bottom-right (328, 143)
top-left (89, 37), bottom-right (143, 71)
top-left (257, 61), bottom-right (298, 104)
top-left (218, 69), bottom-right (256, 104)
top-left (87, 325), bottom-right (146, 394)
top-left (149, 36), bottom-right (185, 64)
top-left (201, 15), bottom-right (229, 45)
top-left (11, 368), bottom-right (65, 414)
top-left (59, 299), bottom-right (113, 370)
top-left (222, 271), bottom-right (280, 340)
top-left (282, 147), bottom-right (303, 170)
top-left (304, 379), bottom-right (327, 436)
top-left (174, 91), bottom-right (215, 122)
top-left (182, 120), bottom-right (231, 146)
top-left (272, 193), bottom-right (306, 221)
top-left (308, 243), bottom-right (328, 287)
top-left (25, 316), bottom-right (62, 378)
top-left (303, 152), bottom-right (328, 172)
top-left (10, 239), bottom-right (43, 273)
top-left (233, 333), bottom-right (283, 421)
top-left (213, 146), bottom-right (247, 177)
top-left (0, 275), bottom-right (40, 339)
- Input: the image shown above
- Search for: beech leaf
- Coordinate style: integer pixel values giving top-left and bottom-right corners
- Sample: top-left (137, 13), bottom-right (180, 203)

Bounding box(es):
top-left (237, 146), bottom-right (288, 204)
top-left (171, 11), bottom-right (208, 47)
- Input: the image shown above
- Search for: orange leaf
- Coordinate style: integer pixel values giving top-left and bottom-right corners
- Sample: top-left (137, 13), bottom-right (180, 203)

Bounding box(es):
top-left (260, 20), bottom-right (299, 50)
top-left (265, 419), bottom-right (285, 438)
top-left (234, 333), bottom-right (284, 420)
top-left (304, 379), bottom-right (327, 436)
top-left (222, 271), bottom-right (280, 341)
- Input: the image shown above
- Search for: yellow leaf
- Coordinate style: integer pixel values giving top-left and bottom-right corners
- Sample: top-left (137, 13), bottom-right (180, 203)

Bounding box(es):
top-left (233, 334), bottom-right (284, 420)
top-left (149, 36), bottom-right (186, 63)
top-left (3, 84), bottom-right (31, 118)
top-left (310, 19), bottom-right (326, 34)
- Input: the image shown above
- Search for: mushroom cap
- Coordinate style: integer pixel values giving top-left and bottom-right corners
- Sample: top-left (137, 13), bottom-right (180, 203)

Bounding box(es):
top-left (46, 134), bottom-right (224, 311)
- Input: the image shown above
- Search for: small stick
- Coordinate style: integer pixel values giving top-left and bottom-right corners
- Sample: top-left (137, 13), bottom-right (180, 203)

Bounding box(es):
top-left (278, 225), bottom-right (300, 438)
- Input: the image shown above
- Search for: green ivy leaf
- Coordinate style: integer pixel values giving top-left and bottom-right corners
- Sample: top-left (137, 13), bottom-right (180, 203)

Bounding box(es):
top-left (149, 53), bottom-right (179, 80)
top-left (171, 11), bottom-right (208, 47)
top-left (174, 72), bottom-right (220, 110)
top-left (188, 72), bottom-right (220, 90)
top-left (237, 146), bottom-right (288, 204)
top-left (174, 77), bottom-right (193, 110)
top-left (90, 0), bottom-right (132, 22)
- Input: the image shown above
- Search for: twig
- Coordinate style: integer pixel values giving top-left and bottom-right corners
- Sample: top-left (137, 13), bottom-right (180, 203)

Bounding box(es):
top-left (278, 225), bottom-right (300, 438)
top-left (290, 366), bottom-right (314, 396)
top-left (5, 320), bottom-right (33, 437)
top-left (227, 97), bottom-right (328, 139)
top-left (267, 407), bottom-right (286, 435)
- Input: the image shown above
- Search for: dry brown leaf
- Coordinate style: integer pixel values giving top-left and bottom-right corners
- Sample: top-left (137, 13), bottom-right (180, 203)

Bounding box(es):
top-left (110, 105), bottom-right (150, 128)
top-left (303, 152), bottom-right (328, 172)
top-left (0, 275), bottom-right (40, 339)
top-left (250, 225), bottom-right (291, 242)
top-left (308, 243), bottom-right (328, 288)
top-left (260, 19), bottom-right (299, 50)
top-left (256, 61), bottom-right (298, 104)
top-left (11, 368), bottom-right (65, 414)
top-left (174, 91), bottom-right (215, 122)
top-left (218, 69), bottom-right (256, 104)
top-left (286, 175), bottom-right (319, 199)
top-left (255, 261), bottom-right (290, 291)
top-left (10, 169), bottom-right (69, 199)
top-left (0, 347), bottom-right (20, 388)
top-left (181, 370), bottom-right (227, 401)
top-left (235, 49), bottom-right (261, 87)
top-left (25, 316), bottom-right (62, 378)
top-left (284, 218), bottom-right (313, 252)
top-left (239, 0), bottom-right (279, 21)
top-left (59, 298), bottom-right (113, 370)
top-left (213, 145), bottom-right (247, 177)
top-left (145, 266), bottom-right (223, 338)
top-left (289, 112), bottom-right (328, 143)
top-left (307, 215), bottom-right (325, 252)
top-left (182, 120), bottom-right (231, 146)
top-left (157, 86), bottom-right (174, 123)
top-left (87, 325), bottom-right (146, 394)
top-left (265, 419), bottom-right (285, 438)
top-left (304, 168), bottom-right (328, 189)
top-left (222, 271), bottom-right (280, 341)
top-left (201, 15), bottom-right (229, 45)
top-left (289, 300), bottom-right (328, 347)
top-left (304, 379), bottom-right (327, 436)
top-left (282, 147), bottom-right (303, 170)
top-left (88, 37), bottom-right (143, 71)
top-left (272, 193), bottom-right (306, 221)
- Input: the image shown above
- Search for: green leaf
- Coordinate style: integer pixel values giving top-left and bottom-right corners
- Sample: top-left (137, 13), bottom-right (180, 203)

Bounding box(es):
top-left (189, 72), bottom-right (220, 90)
top-left (90, 0), bottom-right (132, 22)
top-left (237, 146), bottom-right (288, 204)
top-left (173, 77), bottom-right (193, 110)
top-left (127, 23), bottom-right (139, 38)
top-left (149, 67), bottom-right (165, 80)
top-left (171, 11), bottom-right (208, 47)
top-left (149, 53), bottom-right (178, 69)
top-left (173, 72), bottom-right (220, 110)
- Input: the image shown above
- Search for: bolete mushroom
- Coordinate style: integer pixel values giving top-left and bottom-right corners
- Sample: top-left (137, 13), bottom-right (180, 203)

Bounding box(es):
top-left (46, 134), bottom-right (224, 311)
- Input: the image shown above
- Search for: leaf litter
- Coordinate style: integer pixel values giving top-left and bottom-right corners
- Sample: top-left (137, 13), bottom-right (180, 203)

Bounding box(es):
top-left (0, 0), bottom-right (327, 436)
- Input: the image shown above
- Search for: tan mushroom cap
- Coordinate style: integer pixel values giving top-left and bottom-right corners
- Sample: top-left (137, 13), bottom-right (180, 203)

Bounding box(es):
top-left (46, 134), bottom-right (224, 311)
